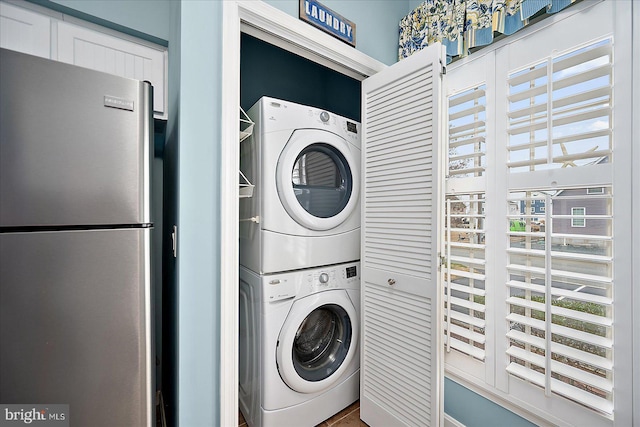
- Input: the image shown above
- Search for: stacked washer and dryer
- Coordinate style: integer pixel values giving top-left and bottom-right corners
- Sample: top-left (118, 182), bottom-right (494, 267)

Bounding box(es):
top-left (239, 97), bottom-right (362, 427)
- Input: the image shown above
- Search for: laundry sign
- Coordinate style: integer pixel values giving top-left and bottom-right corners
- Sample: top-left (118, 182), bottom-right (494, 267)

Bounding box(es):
top-left (299, 0), bottom-right (356, 47)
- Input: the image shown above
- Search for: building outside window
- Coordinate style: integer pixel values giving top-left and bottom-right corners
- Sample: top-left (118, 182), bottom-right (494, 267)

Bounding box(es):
top-left (571, 207), bottom-right (586, 227)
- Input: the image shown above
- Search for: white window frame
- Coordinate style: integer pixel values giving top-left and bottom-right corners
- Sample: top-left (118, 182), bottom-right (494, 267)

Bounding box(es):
top-left (444, 2), bottom-right (634, 426)
top-left (571, 206), bottom-right (586, 227)
top-left (587, 187), bottom-right (605, 194)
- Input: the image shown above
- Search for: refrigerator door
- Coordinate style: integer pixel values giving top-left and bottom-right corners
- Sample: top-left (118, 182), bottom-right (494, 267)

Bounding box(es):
top-left (0, 48), bottom-right (152, 228)
top-left (0, 228), bottom-right (153, 427)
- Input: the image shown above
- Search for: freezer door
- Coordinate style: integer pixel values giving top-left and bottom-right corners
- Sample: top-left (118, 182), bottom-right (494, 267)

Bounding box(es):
top-left (0, 48), bottom-right (152, 227)
top-left (0, 229), bottom-right (153, 427)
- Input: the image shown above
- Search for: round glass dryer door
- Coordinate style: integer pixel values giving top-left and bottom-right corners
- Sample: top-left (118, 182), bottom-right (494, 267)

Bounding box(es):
top-left (276, 290), bottom-right (359, 394)
top-left (292, 144), bottom-right (351, 218)
top-left (277, 129), bottom-right (360, 231)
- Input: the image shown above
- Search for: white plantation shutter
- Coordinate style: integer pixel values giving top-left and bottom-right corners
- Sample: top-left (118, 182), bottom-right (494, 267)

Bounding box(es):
top-left (444, 194), bottom-right (486, 361)
top-left (361, 43), bottom-right (444, 427)
top-left (441, 2), bottom-right (633, 425)
top-left (505, 188), bottom-right (614, 415)
top-left (444, 83), bottom-right (488, 365)
top-left (507, 39), bottom-right (612, 173)
top-left (443, 70), bottom-right (491, 379)
top-left (503, 38), bottom-right (616, 417)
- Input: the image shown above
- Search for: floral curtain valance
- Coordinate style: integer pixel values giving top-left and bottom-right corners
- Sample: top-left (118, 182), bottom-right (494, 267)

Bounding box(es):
top-left (399, 0), bottom-right (578, 62)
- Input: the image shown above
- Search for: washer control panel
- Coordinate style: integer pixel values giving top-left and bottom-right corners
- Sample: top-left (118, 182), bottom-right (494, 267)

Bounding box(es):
top-left (306, 263), bottom-right (359, 293)
top-left (265, 277), bottom-right (296, 302)
top-left (264, 262), bottom-right (360, 302)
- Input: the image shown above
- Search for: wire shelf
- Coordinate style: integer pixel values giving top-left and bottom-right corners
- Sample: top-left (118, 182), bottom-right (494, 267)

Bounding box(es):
top-left (239, 170), bottom-right (254, 198)
top-left (239, 107), bottom-right (255, 198)
top-left (239, 107), bottom-right (254, 142)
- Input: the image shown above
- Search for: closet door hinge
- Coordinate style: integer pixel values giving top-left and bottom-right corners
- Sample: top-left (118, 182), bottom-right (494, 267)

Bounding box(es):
top-left (440, 59), bottom-right (447, 77)
top-left (438, 252), bottom-right (447, 270)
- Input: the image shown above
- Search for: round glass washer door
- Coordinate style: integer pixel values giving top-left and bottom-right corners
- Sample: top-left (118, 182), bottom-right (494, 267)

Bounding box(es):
top-left (276, 129), bottom-right (360, 231)
top-left (276, 290), bottom-right (359, 394)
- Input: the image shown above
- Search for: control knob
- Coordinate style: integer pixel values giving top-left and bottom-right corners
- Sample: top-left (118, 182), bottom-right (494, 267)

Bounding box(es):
top-left (320, 111), bottom-right (330, 122)
top-left (319, 272), bottom-right (329, 283)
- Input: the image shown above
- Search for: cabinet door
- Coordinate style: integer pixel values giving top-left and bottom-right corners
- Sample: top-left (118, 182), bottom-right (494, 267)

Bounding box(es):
top-left (0, 2), bottom-right (50, 59)
top-left (360, 43), bottom-right (445, 427)
top-left (57, 21), bottom-right (166, 117)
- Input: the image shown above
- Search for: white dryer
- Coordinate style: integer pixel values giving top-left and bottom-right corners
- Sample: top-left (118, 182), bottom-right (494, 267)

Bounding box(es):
top-left (238, 262), bottom-right (360, 427)
top-left (240, 97), bottom-right (361, 274)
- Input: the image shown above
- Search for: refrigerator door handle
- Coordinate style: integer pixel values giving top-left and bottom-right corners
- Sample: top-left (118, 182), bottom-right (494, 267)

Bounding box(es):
top-left (171, 225), bottom-right (177, 258)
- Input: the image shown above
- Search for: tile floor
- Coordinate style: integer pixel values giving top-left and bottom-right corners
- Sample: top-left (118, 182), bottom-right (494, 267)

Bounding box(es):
top-left (238, 400), bottom-right (369, 427)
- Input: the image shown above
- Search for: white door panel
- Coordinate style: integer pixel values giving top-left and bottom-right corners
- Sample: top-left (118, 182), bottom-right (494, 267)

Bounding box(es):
top-left (361, 43), bottom-right (445, 427)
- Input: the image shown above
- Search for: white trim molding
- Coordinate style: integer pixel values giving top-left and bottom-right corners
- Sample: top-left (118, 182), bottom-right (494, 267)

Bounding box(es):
top-left (220, 3), bottom-right (240, 427)
top-left (444, 413), bottom-right (466, 427)
top-left (237, 0), bottom-right (385, 81)
top-left (219, 2), bottom-right (384, 426)
top-left (633, 1), bottom-right (640, 425)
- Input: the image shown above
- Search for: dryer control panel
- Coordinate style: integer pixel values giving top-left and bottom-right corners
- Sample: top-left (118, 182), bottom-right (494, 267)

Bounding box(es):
top-left (254, 96), bottom-right (361, 149)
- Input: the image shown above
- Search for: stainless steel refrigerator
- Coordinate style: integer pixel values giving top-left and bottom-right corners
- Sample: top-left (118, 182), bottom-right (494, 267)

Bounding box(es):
top-left (0, 48), bottom-right (154, 426)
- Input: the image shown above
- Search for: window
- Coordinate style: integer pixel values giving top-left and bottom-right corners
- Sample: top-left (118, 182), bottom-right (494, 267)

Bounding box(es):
top-left (588, 187), bottom-right (605, 194)
top-left (444, 3), bottom-right (633, 424)
top-left (571, 207), bottom-right (586, 227)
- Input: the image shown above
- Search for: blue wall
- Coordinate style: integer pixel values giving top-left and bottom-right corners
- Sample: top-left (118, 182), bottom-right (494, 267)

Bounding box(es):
top-left (49, 0), bottom-right (170, 43)
top-left (264, 0), bottom-right (415, 65)
top-left (445, 378), bottom-right (536, 427)
top-left (241, 33), bottom-right (361, 121)
top-left (173, 2), bottom-right (222, 426)
top-left (408, 0), bottom-right (426, 11)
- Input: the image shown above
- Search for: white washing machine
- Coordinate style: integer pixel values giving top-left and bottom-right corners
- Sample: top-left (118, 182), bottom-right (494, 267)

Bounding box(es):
top-left (238, 262), bottom-right (360, 427)
top-left (240, 97), bottom-right (361, 274)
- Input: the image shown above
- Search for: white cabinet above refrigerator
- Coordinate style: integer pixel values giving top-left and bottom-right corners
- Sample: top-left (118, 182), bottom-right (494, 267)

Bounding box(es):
top-left (0, 1), bottom-right (168, 119)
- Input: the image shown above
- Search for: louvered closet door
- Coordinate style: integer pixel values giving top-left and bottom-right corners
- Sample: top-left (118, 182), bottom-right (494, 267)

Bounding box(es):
top-left (361, 43), bottom-right (444, 427)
